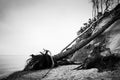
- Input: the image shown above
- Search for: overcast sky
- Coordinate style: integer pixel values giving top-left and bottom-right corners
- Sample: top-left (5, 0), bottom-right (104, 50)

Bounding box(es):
top-left (0, 0), bottom-right (92, 55)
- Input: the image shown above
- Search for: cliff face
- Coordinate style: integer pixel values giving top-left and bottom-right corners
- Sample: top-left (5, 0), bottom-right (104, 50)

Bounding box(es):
top-left (104, 20), bottom-right (120, 53)
top-left (71, 20), bottom-right (120, 63)
top-left (70, 4), bottom-right (120, 63)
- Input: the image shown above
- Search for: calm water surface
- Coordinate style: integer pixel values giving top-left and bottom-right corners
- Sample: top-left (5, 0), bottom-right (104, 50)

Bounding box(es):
top-left (0, 55), bottom-right (29, 77)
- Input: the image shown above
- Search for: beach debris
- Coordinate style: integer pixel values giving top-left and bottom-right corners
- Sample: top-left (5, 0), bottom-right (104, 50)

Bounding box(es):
top-left (23, 49), bottom-right (55, 71)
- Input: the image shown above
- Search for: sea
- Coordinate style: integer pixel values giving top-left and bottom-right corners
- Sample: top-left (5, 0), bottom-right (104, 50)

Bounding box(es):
top-left (0, 55), bottom-right (29, 77)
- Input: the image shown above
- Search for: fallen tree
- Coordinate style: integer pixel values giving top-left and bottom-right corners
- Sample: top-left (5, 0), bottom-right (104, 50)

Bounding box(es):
top-left (4, 2), bottom-right (120, 80)
top-left (53, 4), bottom-right (120, 61)
top-left (23, 4), bottom-right (120, 71)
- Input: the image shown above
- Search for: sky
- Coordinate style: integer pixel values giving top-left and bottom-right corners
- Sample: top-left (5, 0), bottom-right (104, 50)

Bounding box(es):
top-left (0, 0), bottom-right (92, 55)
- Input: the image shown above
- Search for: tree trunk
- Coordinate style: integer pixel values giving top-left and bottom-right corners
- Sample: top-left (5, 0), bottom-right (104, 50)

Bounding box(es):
top-left (91, 0), bottom-right (96, 17)
top-left (53, 4), bottom-right (120, 61)
top-left (101, 0), bottom-right (103, 13)
top-left (96, 0), bottom-right (99, 15)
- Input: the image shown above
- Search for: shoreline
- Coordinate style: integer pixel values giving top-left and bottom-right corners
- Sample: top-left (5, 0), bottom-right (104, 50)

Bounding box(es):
top-left (0, 72), bottom-right (12, 80)
top-left (1, 65), bottom-right (120, 80)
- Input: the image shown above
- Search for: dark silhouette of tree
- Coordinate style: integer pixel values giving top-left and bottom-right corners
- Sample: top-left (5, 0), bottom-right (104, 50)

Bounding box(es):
top-left (91, 0), bottom-right (97, 17)
top-left (105, 0), bottom-right (110, 11)
top-left (96, 0), bottom-right (99, 14)
top-left (100, 0), bottom-right (103, 13)
top-left (90, 0), bottom-right (119, 18)
top-left (90, 0), bottom-right (103, 17)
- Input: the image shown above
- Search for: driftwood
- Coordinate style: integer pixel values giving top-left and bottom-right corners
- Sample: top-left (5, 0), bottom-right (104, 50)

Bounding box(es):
top-left (53, 4), bottom-right (120, 61)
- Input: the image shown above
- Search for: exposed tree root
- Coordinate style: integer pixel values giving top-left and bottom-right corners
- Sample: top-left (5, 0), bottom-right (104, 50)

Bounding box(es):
top-left (74, 54), bottom-right (120, 72)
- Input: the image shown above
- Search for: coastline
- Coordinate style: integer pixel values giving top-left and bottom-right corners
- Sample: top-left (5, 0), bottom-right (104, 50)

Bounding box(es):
top-left (1, 65), bottom-right (120, 80)
top-left (0, 72), bottom-right (12, 80)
